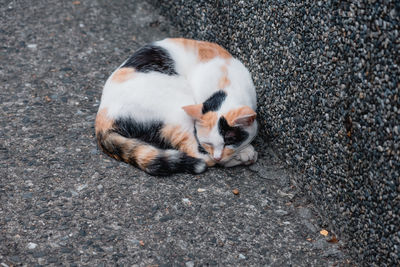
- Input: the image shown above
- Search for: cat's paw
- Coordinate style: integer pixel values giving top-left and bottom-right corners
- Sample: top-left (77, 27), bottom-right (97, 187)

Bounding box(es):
top-left (222, 145), bottom-right (258, 167)
top-left (237, 145), bottom-right (258, 165)
top-left (222, 158), bottom-right (242, 167)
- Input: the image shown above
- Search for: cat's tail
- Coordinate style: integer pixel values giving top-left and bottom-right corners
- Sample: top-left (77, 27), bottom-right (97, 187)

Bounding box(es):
top-left (96, 130), bottom-right (207, 176)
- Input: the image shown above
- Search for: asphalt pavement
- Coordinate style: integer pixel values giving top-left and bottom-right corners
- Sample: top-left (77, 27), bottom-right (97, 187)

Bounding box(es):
top-left (1, 1), bottom-right (350, 265)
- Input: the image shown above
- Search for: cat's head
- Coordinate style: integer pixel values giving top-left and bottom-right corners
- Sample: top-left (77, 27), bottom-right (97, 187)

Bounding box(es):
top-left (183, 97), bottom-right (257, 164)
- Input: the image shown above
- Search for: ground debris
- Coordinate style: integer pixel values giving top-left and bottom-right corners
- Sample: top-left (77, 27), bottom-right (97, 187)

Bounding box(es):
top-left (232, 189), bottom-right (240, 195)
top-left (320, 229), bottom-right (329, 236)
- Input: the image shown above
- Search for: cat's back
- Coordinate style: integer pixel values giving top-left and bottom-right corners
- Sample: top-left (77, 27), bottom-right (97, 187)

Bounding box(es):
top-left (100, 38), bottom-right (233, 103)
top-left (99, 38), bottom-right (255, 118)
top-left (158, 38), bottom-right (255, 107)
top-left (156, 38), bottom-right (232, 75)
top-left (99, 40), bottom-right (194, 121)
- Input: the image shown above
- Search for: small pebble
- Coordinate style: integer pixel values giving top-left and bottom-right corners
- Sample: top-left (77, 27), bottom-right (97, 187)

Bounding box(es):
top-left (70, 190), bottom-right (79, 197)
top-left (55, 147), bottom-right (66, 153)
top-left (274, 209), bottom-right (289, 216)
top-left (182, 198), bottom-right (191, 205)
top-left (277, 189), bottom-right (294, 199)
top-left (25, 180), bottom-right (34, 187)
top-left (76, 184), bottom-right (87, 191)
top-left (22, 192), bottom-right (33, 199)
top-left (27, 242), bottom-right (38, 249)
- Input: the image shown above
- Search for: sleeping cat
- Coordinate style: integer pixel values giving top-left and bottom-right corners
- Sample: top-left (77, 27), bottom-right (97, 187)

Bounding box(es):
top-left (95, 38), bottom-right (258, 175)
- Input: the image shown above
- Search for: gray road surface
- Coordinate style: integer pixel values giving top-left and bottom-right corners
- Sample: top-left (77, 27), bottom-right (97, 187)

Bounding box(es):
top-left (0, 1), bottom-right (349, 265)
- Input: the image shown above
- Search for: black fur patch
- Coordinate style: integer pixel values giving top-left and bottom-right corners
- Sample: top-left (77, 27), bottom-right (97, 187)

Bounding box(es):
top-left (218, 117), bottom-right (249, 147)
top-left (202, 90), bottom-right (227, 114)
top-left (147, 153), bottom-right (204, 176)
top-left (121, 44), bottom-right (177, 75)
top-left (147, 154), bottom-right (171, 176)
top-left (113, 118), bottom-right (173, 149)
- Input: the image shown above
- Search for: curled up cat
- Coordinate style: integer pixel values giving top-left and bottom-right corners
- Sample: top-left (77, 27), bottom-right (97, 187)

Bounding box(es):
top-left (95, 38), bottom-right (258, 176)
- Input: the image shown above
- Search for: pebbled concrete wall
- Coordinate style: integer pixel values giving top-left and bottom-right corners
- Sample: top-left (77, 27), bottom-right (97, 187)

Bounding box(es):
top-left (152, 0), bottom-right (400, 265)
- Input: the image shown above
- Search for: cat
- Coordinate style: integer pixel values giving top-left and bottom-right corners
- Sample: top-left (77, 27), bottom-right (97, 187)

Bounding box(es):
top-left (95, 38), bottom-right (258, 176)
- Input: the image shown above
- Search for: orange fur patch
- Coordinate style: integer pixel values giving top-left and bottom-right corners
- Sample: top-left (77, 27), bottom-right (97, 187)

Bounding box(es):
top-left (95, 108), bottom-right (113, 134)
top-left (205, 158), bottom-right (216, 167)
top-left (111, 67), bottom-right (136, 83)
top-left (200, 112), bottom-right (218, 130)
top-left (218, 65), bottom-right (230, 89)
top-left (182, 104), bottom-right (203, 120)
top-left (224, 106), bottom-right (256, 126)
top-left (113, 134), bottom-right (131, 161)
top-left (135, 145), bottom-right (158, 168)
top-left (170, 38), bottom-right (231, 62)
top-left (161, 125), bottom-right (197, 157)
top-left (222, 147), bottom-right (235, 159)
top-left (201, 143), bottom-right (214, 156)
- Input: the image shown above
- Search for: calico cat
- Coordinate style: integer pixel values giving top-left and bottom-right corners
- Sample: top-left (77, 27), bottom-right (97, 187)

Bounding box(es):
top-left (95, 38), bottom-right (258, 176)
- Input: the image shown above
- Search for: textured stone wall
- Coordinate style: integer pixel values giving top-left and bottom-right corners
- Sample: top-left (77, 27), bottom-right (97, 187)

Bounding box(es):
top-left (152, 0), bottom-right (400, 265)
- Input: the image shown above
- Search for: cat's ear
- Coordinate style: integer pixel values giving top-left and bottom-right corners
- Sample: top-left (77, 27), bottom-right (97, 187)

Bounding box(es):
top-left (182, 104), bottom-right (203, 120)
top-left (232, 106), bottom-right (257, 127)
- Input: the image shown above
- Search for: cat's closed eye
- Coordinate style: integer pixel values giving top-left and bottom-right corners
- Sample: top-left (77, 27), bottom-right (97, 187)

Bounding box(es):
top-left (202, 142), bottom-right (213, 147)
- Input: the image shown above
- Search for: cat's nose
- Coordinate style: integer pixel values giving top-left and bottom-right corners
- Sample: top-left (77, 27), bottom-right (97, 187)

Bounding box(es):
top-left (213, 156), bottom-right (222, 162)
top-left (213, 149), bottom-right (223, 162)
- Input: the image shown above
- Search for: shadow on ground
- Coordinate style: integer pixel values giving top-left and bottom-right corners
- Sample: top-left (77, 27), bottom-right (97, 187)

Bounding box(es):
top-left (1, 0), bottom-right (350, 265)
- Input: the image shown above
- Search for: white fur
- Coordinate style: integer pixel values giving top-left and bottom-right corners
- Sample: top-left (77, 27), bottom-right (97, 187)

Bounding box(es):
top-left (99, 38), bottom-right (258, 165)
top-left (194, 160), bottom-right (207, 173)
top-left (223, 145), bottom-right (258, 167)
top-left (100, 71), bottom-right (195, 132)
top-left (174, 44), bottom-right (258, 163)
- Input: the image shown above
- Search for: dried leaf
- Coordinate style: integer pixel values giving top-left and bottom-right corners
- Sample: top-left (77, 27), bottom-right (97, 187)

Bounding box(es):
top-left (306, 238), bottom-right (312, 241)
top-left (328, 235), bottom-right (339, 243)
top-left (320, 229), bottom-right (329, 236)
top-left (232, 189), bottom-right (239, 195)
top-left (139, 240), bottom-right (144, 246)
top-left (73, 1), bottom-right (81, 5)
